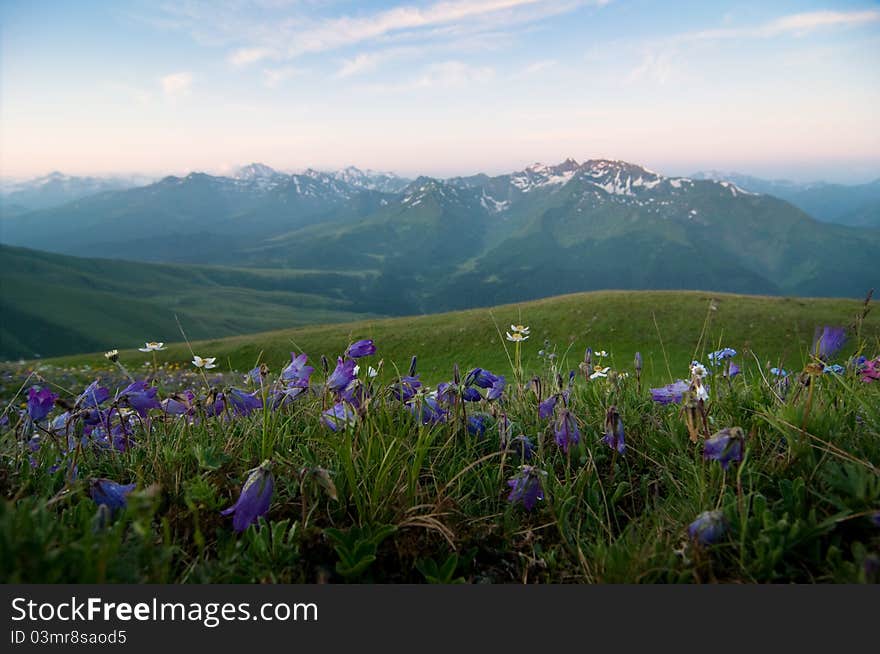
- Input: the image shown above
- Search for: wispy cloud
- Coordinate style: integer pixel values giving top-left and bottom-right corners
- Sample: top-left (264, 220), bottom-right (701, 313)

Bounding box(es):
top-left (165, 0), bottom-right (607, 68)
top-left (520, 59), bottom-right (557, 75)
top-left (262, 66), bottom-right (303, 88)
top-left (683, 9), bottom-right (880, 42)
top-left (412, 61), bottom-right (495, 88)
top-left (161, 71), bottom-right (193, 97)
top-left (335, 52), bottom-right (393, 79)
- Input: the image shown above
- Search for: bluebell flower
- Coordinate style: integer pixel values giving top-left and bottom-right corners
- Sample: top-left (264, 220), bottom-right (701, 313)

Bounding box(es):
top-left (322, 402), bottom-right (357, 431)
top-left (634, 351), bottom-right (643, 373)
top-left (466, 368), bottom-right (506, 401)
top-left (553, 409), bottom-right (580, 453)
top-left (688, 510), bottom-right (727, 545)
top-left (813, 326), bottom-right (846, 361)
top-left (76, 380), bottom-right (110, 408)
top-left (345, 339), bottom-right (376, 359)
top-left (650, 380), bottom-right (689, 405)
top-left (462, 387), bottom-right (483, 402)
top-left (282, 352), bottom-right (314, 385)
top-left (708, 348), bottom-right (737, 365)
top-left (823, 364), bottom-right (846, 375)
top-left (538, 395), bottom-right (558, 420)
top-left (162, 390), bottom-right (196, 417)
top-left (467, 413), bottom-right (488, 438)
top-left (407, 395), bottom-right (447, 425)
top-left (602, 406), bottom-right (625, 455)
top-left (117, 380), bottom-right (161, 417)
top-left (27, 387), bottom-right (57, 422)
top-left (770, 367), bottom-right (788, 377)
top-left (90, 478), bottom-right (136, 512)
top-left (505, 435), bottom-right (535, 460)
top-left (392, 375), bottom-right (422, 402)
top-left (326, 357), bottom-right (357, 392)
top-left (221, 462), bottom-right (274, 532)
top-left (506, 465), bottom-right (545, 511)
top-left (703, 427), bottom-right (745, 470)
top-left (225, 388), bottom-right (263, 416)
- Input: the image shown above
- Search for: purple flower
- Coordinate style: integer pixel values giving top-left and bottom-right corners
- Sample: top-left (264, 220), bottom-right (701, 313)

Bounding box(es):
top-left (538, 396), bottom-right (558, 420)
top-left (688, 510), bottom-right (727, 545)
top-left (466, 368), bottom-right (506, 401)
top-left (727, 363), bottom-right (740, 378)
top-left (282, 353), bottom-right (314, 386)
top-left (602, 406), bottom-right (625, 455)
top-left (553, 409), bottom-right (580, 453)
top-left (813, 326), bottom-right (846, 361)
top-left (634, 351), bottom-right (643, 373)
top-left (326, 357), bottom-right (357, 392)
top-left (90, 478), bottom-right (136, 512)
top-left (162, 390), bottom-right (196, 417)
top-left (321, 402), bottom-right (357, 431)
top-left (345, 339), bottom-right (376, 359)
top-left (507, 466), bottom-right (545, 511)
top-left (462, 386), bottom-right (483, 402)
top-left (703, 427), bottom-right (745, 470)
top-left (27, 387), bottom-right (57, 422)
top-left (650, 380), bottom-right (690, 405)
top-left (221, 462), bottom-right (274, 532)
top-left (392, 375), bottom-right (421, 402)
top-left (708, 348), bottom-right (737, 365)
top-left (467, 414), bottom-right (488, 438)
top-left (225, 388), bottom-right (263, 416)
top-left (486, 375), bottom-right (506, 401)
top-left (505, 435), bottom-right (535, 461)
top-left (407, 395), bottom-right (447, 425)
top-left (117, 380), bottom-right (161, 417)
top-left (76, 380), bottom-right (110, 408)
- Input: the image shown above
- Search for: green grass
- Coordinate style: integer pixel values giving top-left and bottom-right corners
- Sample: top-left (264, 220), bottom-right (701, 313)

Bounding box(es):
top-left (47, 289), bottom-right (880, 385)
top-left (1, 289), bottom-right (878, 583)
top-left (0, 244), bottom-right (380, 360)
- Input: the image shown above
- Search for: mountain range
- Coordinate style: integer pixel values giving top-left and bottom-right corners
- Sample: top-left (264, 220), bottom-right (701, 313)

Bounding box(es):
top-left (1, 158), bottom-right (878, 358)
top-left (692, 171), bottom-right (880, 227)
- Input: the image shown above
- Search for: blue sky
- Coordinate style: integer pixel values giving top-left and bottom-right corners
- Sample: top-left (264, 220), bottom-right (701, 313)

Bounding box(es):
top-left (1, 0), bottom-right (879, 181)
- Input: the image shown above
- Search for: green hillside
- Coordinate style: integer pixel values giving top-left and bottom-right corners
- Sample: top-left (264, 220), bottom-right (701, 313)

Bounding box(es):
top-left (47, 289), bottom-right (879, 385)
top-left (0, 245), bottom-right (380, 359)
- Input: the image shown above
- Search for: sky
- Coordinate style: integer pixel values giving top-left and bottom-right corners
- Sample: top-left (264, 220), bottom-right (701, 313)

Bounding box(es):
top-left (1, 0), bottom-right (879, 182)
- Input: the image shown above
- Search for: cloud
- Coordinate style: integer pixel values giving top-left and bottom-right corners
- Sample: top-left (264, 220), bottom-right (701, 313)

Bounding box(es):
top-left (685, 9), bottom-right (880, 42)
top-left (627, 52), bottom-right (673, 85)
top-left (412, 61), bottom-right (495, 88)
top-left (336, 52), bottom-right (387, 79)
top-left (262, 66), bottom-right (303, 88)
top-left (229, 46), bottom-right (273, 67)
top-left (155, 0), bottom-right (608, 66)
top-left (521, 59), bottom-right (557, 75)
top-left (161, 72), bottom-right (193, 97)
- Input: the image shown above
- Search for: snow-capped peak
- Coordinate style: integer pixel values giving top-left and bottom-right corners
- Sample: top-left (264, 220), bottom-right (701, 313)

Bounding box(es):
top-left (234, 163), bottom-right (282, 181)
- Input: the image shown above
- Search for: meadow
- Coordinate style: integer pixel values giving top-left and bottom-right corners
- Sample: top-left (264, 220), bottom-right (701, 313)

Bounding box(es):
top-left (1, 290), bottom-right (879, 583)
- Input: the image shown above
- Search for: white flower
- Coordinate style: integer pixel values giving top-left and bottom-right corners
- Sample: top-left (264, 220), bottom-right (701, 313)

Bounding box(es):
top-left (368, 366), bottom-right (379, 378)
top-left (595, 350), bottom-right (608, 358)
top-left (510, 324), bottom-right (530, 335)
top-left (138, 342), bottom-right (166, 352)
top-left (506, 331), bottom-right (529, 342)
top-left (693, 381), bottom-right (710, 402)
top-left (104, 349), bottom-right (119, 361)
top-left (590, 366), bottom-right (611, 379)
top-left (192, 355), bottom-right (217, 369)
top-left (353, 364), bottom-right (360, 375)
top-left (690, 361), bottom-right (708, 379)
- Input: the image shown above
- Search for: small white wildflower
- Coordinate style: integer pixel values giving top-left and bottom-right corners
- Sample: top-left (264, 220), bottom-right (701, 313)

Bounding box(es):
top-left (595, 350), bottom-right (608, 358)
top-left (510, 324), bottom-right (530, 336)
top-left (368, 366), bottom-right (379, 378)
top-left (192, 355), bottom-right (217, 369)
top-left (590, 366), bottom-right (611, 380)
top-left (104, 349), bottom-right (119, 361)
top-left (138, 342), bottom-right (166, 353)
top-left (506, 332), bottom-right (528, 342)
top-left (690, 361), bottom-right (708, 379)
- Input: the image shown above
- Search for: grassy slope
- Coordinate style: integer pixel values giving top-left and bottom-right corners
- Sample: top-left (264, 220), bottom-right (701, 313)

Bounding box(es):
top-left (0, 245), bottom-right (379, 359)
top-left (48, 289), bottom-right (879, 385)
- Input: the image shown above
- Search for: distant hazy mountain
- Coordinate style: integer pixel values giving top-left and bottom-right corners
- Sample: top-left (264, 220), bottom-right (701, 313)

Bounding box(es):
top-left (3, 159), bottom-right (877, 309)
top-left (0, 171), bottom-right (154, 212)
top-left (692, 171), bottom-right (880, 227)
